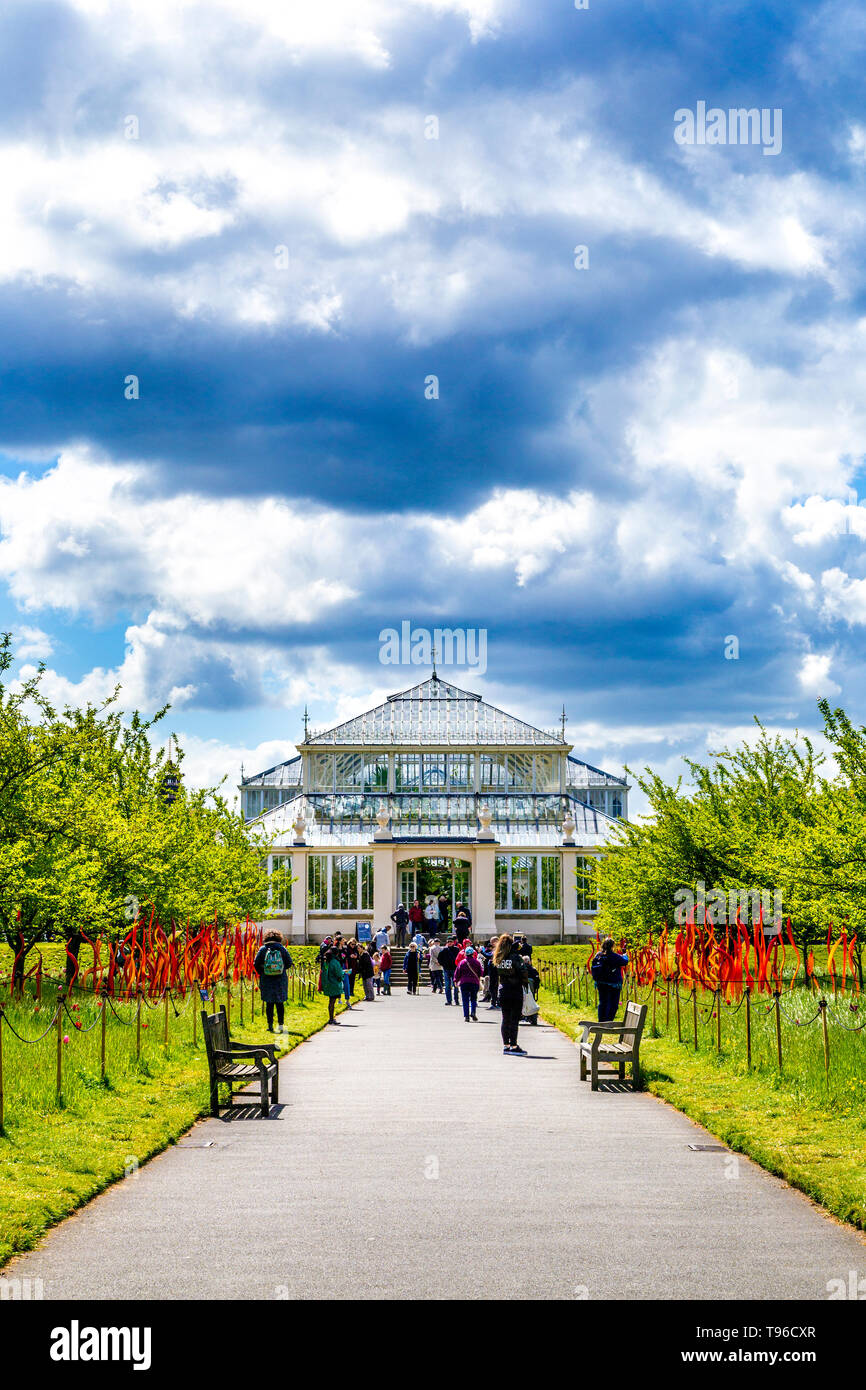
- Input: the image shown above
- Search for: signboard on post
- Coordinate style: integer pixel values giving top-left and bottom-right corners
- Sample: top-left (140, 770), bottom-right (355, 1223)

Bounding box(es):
top-left (356, 921), bottom-right (372, 943)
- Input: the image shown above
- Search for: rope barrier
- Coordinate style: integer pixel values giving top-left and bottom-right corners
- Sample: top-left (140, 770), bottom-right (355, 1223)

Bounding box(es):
top-left (0, 1005), bottom-right (61, 1044)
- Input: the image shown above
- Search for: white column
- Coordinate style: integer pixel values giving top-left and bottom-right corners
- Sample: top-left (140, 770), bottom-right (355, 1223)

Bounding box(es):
top-left (291, 851), bottom-right (307, 942)
top-left (373, 845), bottom-right (393, 932)
top-left (562, 849), bottom-right (578, 937)
top-left (474, 844), bottom-right (496, 938)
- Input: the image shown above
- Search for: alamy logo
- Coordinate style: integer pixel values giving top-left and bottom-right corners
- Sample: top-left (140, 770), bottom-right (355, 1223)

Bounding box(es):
top-left (379, 622), bottom-right (487, 676)
top-left (674, 102), bottom-right (782, 156)
top-left (50, 1321), bottom-right (152, 1371)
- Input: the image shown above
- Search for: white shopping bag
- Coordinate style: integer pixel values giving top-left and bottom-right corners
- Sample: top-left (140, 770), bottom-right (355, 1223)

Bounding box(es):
top-left (522, 986), bottom-right (539, 1017)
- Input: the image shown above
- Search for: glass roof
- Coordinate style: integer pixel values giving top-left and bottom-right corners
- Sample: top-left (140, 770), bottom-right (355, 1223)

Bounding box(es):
top-left (303, 676), bottom-right (566, 747)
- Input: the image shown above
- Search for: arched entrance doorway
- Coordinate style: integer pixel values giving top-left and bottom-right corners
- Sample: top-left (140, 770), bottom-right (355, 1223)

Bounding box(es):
top-left (397, 857), bottom-right (471, 918)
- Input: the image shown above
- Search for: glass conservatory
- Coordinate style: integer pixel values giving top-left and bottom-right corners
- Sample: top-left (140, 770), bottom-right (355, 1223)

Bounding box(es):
top-left (240, 675), bottom-right (628, 943)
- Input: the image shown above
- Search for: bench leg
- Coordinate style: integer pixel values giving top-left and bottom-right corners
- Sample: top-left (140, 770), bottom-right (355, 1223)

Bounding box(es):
top-left (579, 1049), bottom-right (587, 1081)
top-left (632, 1056), bottom-right (640, 1089)
top-left (271, 1065), bottom-right (279, 1104)
top-left (260, 1071), bottom-right (270, 1118)
top-left (618, 1061), bottom-right (625, 1080)
top-left (591, 1056), bottom-right (598, 1092)
top-left (210, 1080), bottom-right (220, 1117)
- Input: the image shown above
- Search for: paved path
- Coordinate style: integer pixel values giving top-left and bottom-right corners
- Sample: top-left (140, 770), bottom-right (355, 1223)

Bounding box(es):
top-left (9, 993), bottom-right (864, 1299)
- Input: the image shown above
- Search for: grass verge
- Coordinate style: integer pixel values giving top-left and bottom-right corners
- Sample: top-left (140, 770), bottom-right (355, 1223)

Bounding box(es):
top-left (0, 987), bottom-right (344, 1268)
top-left (539, 988), bottom-right (866, 1232)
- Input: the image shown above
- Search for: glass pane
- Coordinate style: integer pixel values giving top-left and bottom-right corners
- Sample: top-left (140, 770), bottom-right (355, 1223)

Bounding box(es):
top-left (332, 854), bottom-right (358, 910)
top-left (540, 855), bottom-right (560, 910)
top-left (335, 754), bottom-right (364, 791)
top-left (510, 855), bottom-right (537, 911)
top-left (448, 753), bottom-right (473, 790)
top-left (363, 757), bottom-right (389, 793)
top-left (534, 754), bottom-right (559, 792)
top-left (575, 857), bottom-right (598, 911)
top-left (509, 753), bottom-right (533, 790)
top-left (480, 754), bottom-right (507, 791)
top-left (273, 857), bottom-right (293, 911)
top-left (495, 855), bottom-right (509, 911)
top-left (308, 855), bottom-right (328, 910)
top-left (307, 753), bottom-right (334, 792)
top-left (422, 754), bottom-right (447, 789)
top-left (359, 855), bottom-right (374, 910)
top-left (395, 754), bottom-right (420, 791)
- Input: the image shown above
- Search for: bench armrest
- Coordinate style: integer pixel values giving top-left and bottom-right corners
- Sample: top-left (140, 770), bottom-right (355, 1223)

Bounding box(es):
top-left (227, 1040), bottom-right (278, 1061)
top-left (579, 1021), bottom-right (629, 1034)
top-left (214, 1047), bottom-right (275, 1066)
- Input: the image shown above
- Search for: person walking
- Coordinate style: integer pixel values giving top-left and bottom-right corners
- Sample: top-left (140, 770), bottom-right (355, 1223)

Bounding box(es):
top-left (590, 937), bottom-right (629, 1022)
top-left (375, 923), bottom-right (391, 952)
top-left (437, 936), bottom-right (459, 1006)
top-left (379, 945), bottom-right (393, 996)
top-left (424, 896), bottom-right (440, 932)
top-left (428, 937), bottom-right (444, 993)
top-left (372, 948), bottom-right (382, 994)
top-left (358, 944), bottom-right (376, 1002)
top-left (346, 939), bottom-right (361, 997)
top-left (391, 904), bottom-right (410, 947)
top-left (493, 933), bottom-right (529, 1054)
top-left (253, 930), bottom-right (294, 1033)
top-left (404, 941), bottom-right (421, 995)
top-left (455, 944), bottom-right (482, 1021)
top-left (321, 948), bottom-right (346, 1025)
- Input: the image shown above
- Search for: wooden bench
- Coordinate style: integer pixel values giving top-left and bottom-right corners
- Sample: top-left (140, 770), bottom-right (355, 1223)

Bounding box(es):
top-left (201, 1005), bottom-right (279, 1117)
top-left (578, 1000), bottom-right (647, 1091)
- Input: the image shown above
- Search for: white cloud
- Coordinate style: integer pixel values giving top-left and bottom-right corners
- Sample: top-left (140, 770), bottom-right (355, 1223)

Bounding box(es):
top-left (797, 652), bottom-right (841, 697)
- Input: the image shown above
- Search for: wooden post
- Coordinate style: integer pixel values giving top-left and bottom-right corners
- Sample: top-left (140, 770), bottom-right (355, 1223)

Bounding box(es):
top-left (651, 980), bottom-right (657, 1033)
top-left (240, 977), bottom-right (244, 1027)
top-left (666, 981), bottom-right (670, 1030)
top-left (675, 980), bottom-right (681, 1042)
top-left (692, 987), bottom-right (698, 1051)
top-left (100, 989), bottom-right (107, 1081)
top-left (774, 989), bottom-right (782, 1072)
top-left (135, 990), bottom-right (142, 1061)
top-left (820, 997), bottom-right (830, 1087)
top-left (192, 992), bottom-right (197, 1048)
top-left (163, 990), bottom-right (169, 1047)
top-left (226, 984), bottom-right (231, 1032)
top-left (745, 987), bottom-right (752, 1069)
top-left (716, 989), bottom-right (722, 1054)
top-left (0, 1007), bottom-right (5, 1135)
top-left (56, 988), bottom-right (64, 1103)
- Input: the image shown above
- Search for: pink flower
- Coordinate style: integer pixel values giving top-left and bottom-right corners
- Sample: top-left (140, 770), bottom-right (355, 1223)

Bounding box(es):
top-left (62, 1035), bottom-right (70, 1044)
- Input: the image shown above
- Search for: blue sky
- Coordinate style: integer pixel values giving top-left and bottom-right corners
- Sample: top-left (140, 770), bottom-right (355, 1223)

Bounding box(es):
top-left (1, 0), bottom-right (865, 809)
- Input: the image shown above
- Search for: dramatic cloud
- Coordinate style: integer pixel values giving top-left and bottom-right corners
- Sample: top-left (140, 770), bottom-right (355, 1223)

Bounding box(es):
top-left (1, 0), bottom-right (865, 801)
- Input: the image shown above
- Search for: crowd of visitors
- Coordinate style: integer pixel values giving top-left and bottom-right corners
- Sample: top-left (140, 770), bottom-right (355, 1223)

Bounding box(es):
top-left (256, 900), bottom-right (627, 1056)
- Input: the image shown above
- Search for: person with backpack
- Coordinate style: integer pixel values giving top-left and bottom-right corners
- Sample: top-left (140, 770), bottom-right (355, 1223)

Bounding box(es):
top-left (391, 903), bottom-right (410, 947)
top-left (321, 948), bottom-right (346, 1025)
top-left (455, 944), bottom-right (482, 1021)
top-left (437, 936), bottom-right (459, 1006)
top-left (404, 941), bottom-right (421, 994)
top-left (591, 937), bottom-right (629, 1022)
top-left (408, 900), bottom-right (425, 942)
top-left (493, 934), bottom-right (529, 1054)
top-left (253, 930), bottom-right (294, 1033)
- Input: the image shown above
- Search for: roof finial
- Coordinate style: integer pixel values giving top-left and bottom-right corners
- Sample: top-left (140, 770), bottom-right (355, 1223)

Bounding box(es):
top-left (431, 642), bottom-right (438, 682)
top-left (240, 760), bottom-right (245, 783)
top-left (303, 705), bottom-right (310, 740)
top-left (560, 704), bottom-right (568, 741)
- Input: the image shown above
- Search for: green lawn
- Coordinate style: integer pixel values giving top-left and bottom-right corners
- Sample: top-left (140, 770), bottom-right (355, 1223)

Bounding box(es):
top-left (0, 974), bottom-right (343, 1268)
top-left (539, 988), bottom-right (866, 1230)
